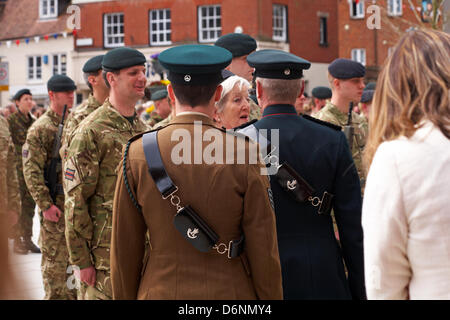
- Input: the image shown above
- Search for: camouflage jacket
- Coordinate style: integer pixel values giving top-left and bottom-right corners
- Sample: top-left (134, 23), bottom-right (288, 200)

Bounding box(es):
top-left (63, 99), bottom-right (147, 270)
top-left (7, 107), bottom-right (34, 168)
top-left (249, 98), bottom-right (261, 121)
top-left (0, 115), bottom-right (21, 216)
top-left (60, 94), bottom-right (103, 161)
top-left (22, 109), bottom-right (65, 212)
top-left (152, 113), bottom-right (173, 129)
top-left (145, 111), bottom-right (164, 128)
top-left (315, 101), bottom-right (368, 186)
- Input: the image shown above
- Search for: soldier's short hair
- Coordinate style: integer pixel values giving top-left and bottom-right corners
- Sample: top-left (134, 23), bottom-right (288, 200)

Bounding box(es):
top-left (171, 83), bottom-right (218, 107)
top-left (102, 69), bottom-right (120, 89)
top-left (83, 70), bottom-right (101, 92)
top-left (257, 78), bottom-right (302, 104)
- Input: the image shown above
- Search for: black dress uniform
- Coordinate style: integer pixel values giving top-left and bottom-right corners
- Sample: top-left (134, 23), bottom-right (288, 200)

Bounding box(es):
top-left (245, 50), bottom-right (366, 299)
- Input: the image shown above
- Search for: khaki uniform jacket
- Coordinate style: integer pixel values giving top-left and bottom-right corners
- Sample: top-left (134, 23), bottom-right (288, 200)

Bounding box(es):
top-left (111, 113), bottom-right (283, 300)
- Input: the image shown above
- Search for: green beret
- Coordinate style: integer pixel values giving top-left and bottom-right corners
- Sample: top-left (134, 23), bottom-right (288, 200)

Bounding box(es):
top-left (311, 86), bottom-right (332, 99)
top-left (328, 58), bottom-right (365, 79)
top-left (247, 49), bottom-right (311, 80)
top-left (361, 90), bottom-right (374, 103)
top-left (102, 47), bottom-right (146, 71)
top-left (152, 89), bottom-right (168, 101)
top-left (13, 88), bottom-right (32, 101)
top-left (83, 55), bottom-right (105, 73)
top-left (47, 74), bottom-right (77, 92)
top-left (364, 82), bottom-right (376, 91)
top-left (214, 33), bottom-right (257, 58)
top-left (159, 44), bottom-right (232, 85)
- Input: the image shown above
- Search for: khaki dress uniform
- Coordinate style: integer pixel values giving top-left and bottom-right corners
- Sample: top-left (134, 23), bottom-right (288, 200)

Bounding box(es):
top-left (111, 113), bottom-right (282, 299)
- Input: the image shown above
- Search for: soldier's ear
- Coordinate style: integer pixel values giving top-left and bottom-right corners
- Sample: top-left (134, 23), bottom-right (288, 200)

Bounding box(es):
top-left (214, 85), bottom-right (223, 102)
top-left (298, 79), bottom-right (305, 99)
top-left (167, 84), bottom-right (176, 102)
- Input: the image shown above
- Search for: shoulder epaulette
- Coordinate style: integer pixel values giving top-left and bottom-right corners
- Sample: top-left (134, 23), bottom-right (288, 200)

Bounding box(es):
top-left (302, 114), bottom-right (342, 131)
top-left (232, 119), bottom-right (258, 130)
top-left (127, 126), bottom-right (163, 144)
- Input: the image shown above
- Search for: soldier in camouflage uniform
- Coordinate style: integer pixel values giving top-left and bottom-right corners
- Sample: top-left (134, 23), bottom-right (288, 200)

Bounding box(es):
top-left (7, 89), bottom-right (40, 254)
top-left (315, 59), bottom-right (368, 189)
top-left (22, 75), bottom-right (78, 300)
top-left (60, 55), bottom-right (108, 164)
top-left (0, 114), bottom-right (21, 271)
top-left (215, 33), bottom-right (261, 121)
top-left (63, 47), bottom-right (148, 300)
top-left (145, 88), bottom-right (171, 128)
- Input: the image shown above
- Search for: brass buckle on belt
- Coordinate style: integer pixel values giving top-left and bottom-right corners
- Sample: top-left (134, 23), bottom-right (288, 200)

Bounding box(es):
top-left (212, 241), bottom-right (234, 259)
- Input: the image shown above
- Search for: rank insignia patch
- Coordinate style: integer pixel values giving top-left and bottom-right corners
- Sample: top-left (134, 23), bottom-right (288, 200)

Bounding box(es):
top-left (65, 168), bottom-right (76, 181)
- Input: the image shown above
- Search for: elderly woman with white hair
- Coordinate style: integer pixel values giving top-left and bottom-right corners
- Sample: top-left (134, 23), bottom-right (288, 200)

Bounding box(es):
top-left (214, 75), bottom-right (252, 129)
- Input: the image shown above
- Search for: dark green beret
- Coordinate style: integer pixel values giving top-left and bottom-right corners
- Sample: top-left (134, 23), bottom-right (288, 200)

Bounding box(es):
top-left (159, 44), bottom-right (232, 85)
top-left (214, 33), bottom-right (257, 58)
top-left (102, 47), bottom-right (146, 71)
top-left (152, 89), bottom-right (168, 101)
top-left (312, 86), bottom-right (332, 99)
top-left (83, 55), bottom-right (105, 73)
top-left (13, 88), bottom-right (32, 101)
top-left (247, 49), bottom-right (311, 80)
top-left (328, 58), bottom-right (365, 79)
top-left (47, 74), bottom-right (77, 92)
top-left (361, 90), bottom-right (374, 103)
top-left (364, 82), bottom-right (376, 91)
top-left (221, 69), bottom-right (234, 82)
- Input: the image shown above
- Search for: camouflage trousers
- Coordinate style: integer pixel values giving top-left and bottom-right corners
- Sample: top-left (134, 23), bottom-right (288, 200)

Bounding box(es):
top-left (14, 170), bottom-right (36, 238)
top-left (84, 269), bottom-right (111, 300)
top-left (39, 213), bottom-right (76, 300)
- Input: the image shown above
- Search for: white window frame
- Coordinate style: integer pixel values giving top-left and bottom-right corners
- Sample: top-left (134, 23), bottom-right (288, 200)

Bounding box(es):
top-left (351, 48), bottom-right (366, 66)
top-left (52, 53), bottom-right (67, 75)
top-left (349, 0), bottom-right (365, 19)
top-left (198, 5), bottom-right (222, 43)
top-left (273, 4), bottom-right (287, 42)
top-left (104, 13), bottom-right (125, 48)
top-left (28, 56), bottom-right (42, 82)
top-left (39, 0), bottom-right (58, 19)
top-left (388, 0), bottom-right (403, 16)
top-left (149, 9), bottom-right (172, 46)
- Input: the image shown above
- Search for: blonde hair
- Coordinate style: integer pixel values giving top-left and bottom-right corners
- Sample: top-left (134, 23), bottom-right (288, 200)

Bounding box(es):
top-left (364, 29), bottom-right (450, 171)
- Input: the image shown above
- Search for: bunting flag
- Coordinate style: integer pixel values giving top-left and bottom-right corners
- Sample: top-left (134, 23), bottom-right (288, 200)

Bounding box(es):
top-left (6, 40), bottom-right (11, 48)
top-left (0, 30), bottom-right (74, 48)
top-left (15, 39), bottom-right (20, 46)
top-left (25, 38), bottom-right (30, 44)
top-left (72, 29), bottom-right (77, 36)
top-left (44, 35), bottom-right (49, 41)
top-left (62, 31), bottom-right (67, 38)
top-left (34, 36), bottom-right (40, 43)
top-left (53, 33), bottom-right (58, 39)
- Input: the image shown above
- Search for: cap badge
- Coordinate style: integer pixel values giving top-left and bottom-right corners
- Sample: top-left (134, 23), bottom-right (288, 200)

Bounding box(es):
top-left (284, 68), bottom-right (291, 76)
top-left (184, 75), bottom-right (191, 82)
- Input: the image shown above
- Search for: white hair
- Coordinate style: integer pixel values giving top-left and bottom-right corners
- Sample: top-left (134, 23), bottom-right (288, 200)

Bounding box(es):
top-left (216, 75), bottom-right (250, 113)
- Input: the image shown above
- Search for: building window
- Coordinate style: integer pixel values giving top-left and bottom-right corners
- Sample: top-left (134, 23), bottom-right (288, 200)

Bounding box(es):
top-left (52, 53), bottom-right (67, 75)
top-left (319, 17), bottom-right (328, 46)
top-left (149, 9), bottom-right (172, 46)
top-left (388, 0), bottom-right (403, 16)
top-left (28, 56), bottom-right (42, 81)
top-left (273, 4), bottom-right (287, 42)
top-left (104, 13), bottom-right (124, 48)
top-left (350, 0), bottom-right (365, 19)
top-left (39, 0), bottom-right (58, 19)
top-left (198, 5), bottom-right (221, 43)
top-left (351, 48), bottom-right (366, 66)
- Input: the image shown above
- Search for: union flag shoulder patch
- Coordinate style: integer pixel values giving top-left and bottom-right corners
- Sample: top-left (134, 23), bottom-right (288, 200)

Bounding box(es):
top-left (64, 168), bottom-right (76, 181)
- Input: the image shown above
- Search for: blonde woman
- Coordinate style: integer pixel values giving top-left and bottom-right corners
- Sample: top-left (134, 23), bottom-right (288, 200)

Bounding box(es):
top-left (362, 29), bottom-right (450, 299)
top-left (214, 75), bottom-right (251, 129)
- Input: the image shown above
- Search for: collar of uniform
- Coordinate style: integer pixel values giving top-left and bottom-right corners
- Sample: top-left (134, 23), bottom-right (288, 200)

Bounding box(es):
top-left (88, 93), bottom-right (102, 109)
top-left (171, 112), bottom-right (215, 126)
top-left (101, 98), bottom-right (139, 131)
top-left (323, 101), bottom-right (348, 125)
top-left (262, 104), bottom-right (297, 118)
top-left (45, 108), bottom-right (63, 125)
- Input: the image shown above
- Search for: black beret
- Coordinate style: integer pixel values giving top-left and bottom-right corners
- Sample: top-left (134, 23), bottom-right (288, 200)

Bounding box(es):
top-left (328, 58), bottom-right (365, 79)
top-left (159, 44), bottom-right (232, 85)
top-left (311, 86), bottom-right (332, 99)
top-left (47, 74), bottom-right (77, 92)
top-left (102, 47), bottom-right (146, 71)
top-left (214, 33), bottom-right (257, 58)
top-left (13, 89), bottom-right (32, 101)
top-left (152, 89), bottom-right (168, 101)
top-left (247, 49), bottom-right (311, 80)
top-left (83, 55), bottom-right (105, 73)
top-left (360, 90), bottom-right (374, 103)
top-left (364, 82), bottom-right (376, 91)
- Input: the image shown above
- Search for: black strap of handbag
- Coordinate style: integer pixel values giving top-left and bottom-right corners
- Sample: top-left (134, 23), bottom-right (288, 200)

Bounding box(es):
top-left (141, 131), bottom-right (244, 258)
